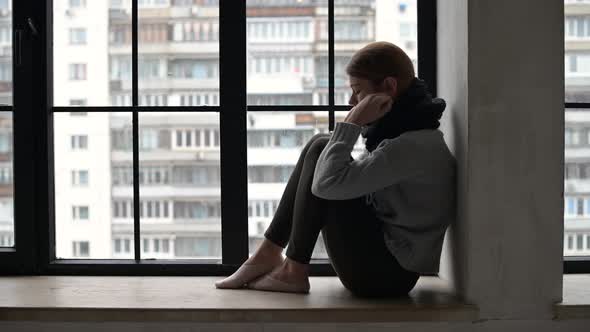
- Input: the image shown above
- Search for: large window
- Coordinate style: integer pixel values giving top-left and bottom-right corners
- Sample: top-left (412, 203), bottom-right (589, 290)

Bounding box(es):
top-left (0, 0), bottom-right (13, 254)
top-left (0, 0), bottom-right (435, 275)
top-left (565, 0), bottom-right (590, 272)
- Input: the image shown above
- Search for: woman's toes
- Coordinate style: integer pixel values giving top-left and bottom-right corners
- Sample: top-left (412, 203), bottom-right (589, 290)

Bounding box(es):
top-left (215, 276), bottom-right (242, 289)
top-left (214, 263), bottom-right (280, 289)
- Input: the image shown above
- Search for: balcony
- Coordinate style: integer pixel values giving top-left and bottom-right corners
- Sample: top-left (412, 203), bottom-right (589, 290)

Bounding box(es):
top-left (111, 77), bottom-right (219, 92)
top-left (112, 185), bottom-right (220, 199)
top-left (565, 1), bottom-right (590, 15)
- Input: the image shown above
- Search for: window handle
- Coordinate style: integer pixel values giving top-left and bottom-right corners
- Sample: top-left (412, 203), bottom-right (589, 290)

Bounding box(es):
top-left (27, 18), bottom-right (38, 36)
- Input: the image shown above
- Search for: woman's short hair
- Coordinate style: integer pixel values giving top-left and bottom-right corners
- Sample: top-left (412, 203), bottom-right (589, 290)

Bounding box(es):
top-left (345, 41), bottom-right (415, 94)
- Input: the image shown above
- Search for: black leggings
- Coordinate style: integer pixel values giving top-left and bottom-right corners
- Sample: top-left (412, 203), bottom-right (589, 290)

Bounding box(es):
top-left (264, 133), bottom-right (420, 297)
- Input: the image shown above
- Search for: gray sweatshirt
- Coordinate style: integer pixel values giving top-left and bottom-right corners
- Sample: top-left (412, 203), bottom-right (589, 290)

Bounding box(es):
top-left (311, 121), bottom-right (456, 274)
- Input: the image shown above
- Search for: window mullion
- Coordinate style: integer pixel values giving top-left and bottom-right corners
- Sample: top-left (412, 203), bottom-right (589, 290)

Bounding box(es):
top-left (328, 0), bottom-right (334, 131)
top-left (417, 0), bottom-right (437, 97)
top-left (132, 0), bottom-right (140, 261)
top-left (219, 0), bottom-right (248, 266)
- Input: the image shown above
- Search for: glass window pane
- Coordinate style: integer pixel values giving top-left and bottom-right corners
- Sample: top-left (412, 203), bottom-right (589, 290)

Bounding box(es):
top-left (138, 1), bottom-right (219, 106)
top-left (566, 2), bottom-right (590, 102)
top-left (0, 112), bottom-right (13, 247)
top-left (0, 4), bottom-right (11, 105)
top-left (0, 4), bottom-right (12, 248)
top-left (565, 108), bottom-right (590, 257)
top-left (246, 1), bottom-right (325, 105)
top-left (333, 0), bottom-right (417, 105)
top-left (140, 112), bottom-right (221, 260)
top-left (54, 1), bottom-right (131, 106)
top-left (54, 112), bottom-right (133, 259)
top-left (247, 111), bottom-right (329, 259)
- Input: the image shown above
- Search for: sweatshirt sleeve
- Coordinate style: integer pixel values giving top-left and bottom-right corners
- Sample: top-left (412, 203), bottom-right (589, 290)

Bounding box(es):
top-left (311, 121), bottom-right (425, 200)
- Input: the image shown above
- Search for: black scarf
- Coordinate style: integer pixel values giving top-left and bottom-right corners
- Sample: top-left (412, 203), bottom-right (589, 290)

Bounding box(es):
top-left (361, 78), bottom-right (446, 152)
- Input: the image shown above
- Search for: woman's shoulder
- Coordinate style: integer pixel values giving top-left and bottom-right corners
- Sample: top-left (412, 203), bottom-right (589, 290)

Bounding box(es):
top-left (378, 129), bottom-right (455, 164)
top-left (378, 129), bottom-right (444, 148)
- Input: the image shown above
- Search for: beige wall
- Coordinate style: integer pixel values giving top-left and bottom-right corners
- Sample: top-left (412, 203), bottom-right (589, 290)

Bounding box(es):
top-left (438, 0), bottom-right (564, 319)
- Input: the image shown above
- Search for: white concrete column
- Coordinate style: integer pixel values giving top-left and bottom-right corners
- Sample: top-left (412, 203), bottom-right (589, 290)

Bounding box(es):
top-left (437, 0), bottom-right (564, 319)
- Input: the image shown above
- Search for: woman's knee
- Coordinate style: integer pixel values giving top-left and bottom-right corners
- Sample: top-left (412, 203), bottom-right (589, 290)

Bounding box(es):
top-left (300, 133), bottom-right (330, 156)
top-left (310, 132), bottom-right (331, 142)
top-left (306, 136), bottom-right (330, 158)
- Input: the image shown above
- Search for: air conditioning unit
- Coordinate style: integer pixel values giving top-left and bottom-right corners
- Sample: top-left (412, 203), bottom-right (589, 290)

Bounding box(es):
top-left (191, 7), bottom-right (199, 17)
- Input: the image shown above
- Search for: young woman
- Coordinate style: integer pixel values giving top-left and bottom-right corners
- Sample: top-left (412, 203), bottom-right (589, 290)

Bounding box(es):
top-left (215, 41), bottom-right (456, 297)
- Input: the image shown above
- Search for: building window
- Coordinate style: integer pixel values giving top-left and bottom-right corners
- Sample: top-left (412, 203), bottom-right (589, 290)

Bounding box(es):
top-left (139, 0), bottom-right (168, 7)
top-left (139, 59), bottom-right (162, 79)
top-left (140, 129), bottom-right (159, 150)
top-left (0, 234), bottom-right (14, 247)
top-left (204, 129), bottom-right (211, 146)
top-left (69, 28), bottom-right (87, 45)
top-left (68, 63), bottom-right (87, 80)
top-left (114, 239), bottom-right (122, 253)
top-left (72, 241), bottom-right (90, 257)
top-left (143, 238), bottom-right (150, 253)
top-left (247, 166), bottom-right (295, 183)
top-left (70, 135), bottom-right (88, 149)
top-left (565, 16), bottom-right (590, 39)
top-left (71, 170), bottom-right (89, 186)
top-left (110, 25), bottom-right (131, 45)
top-left (399, 2), bottom-right (407, 13)
top-left (172, 21), bottom-right (219, 42)
top-left (566, 164), bottom-right (580, 179)
top-left (0, 166), bottom-right (12, 184)
top-left (174, 237), bottom-right (218, 257)
top-left (113, 200), bottom-right (133, 218)
top-left (72, 206), bottom-right (89, 220)
top-left (162, 239), bottom-right (170, 253)
top-left (566, 128), bottom-right (574, 145)
top-left (173, 201), bottom-right (221, 219)
top-left (0, 62), bottom-right (12, 81)
top-left (69, 0), bottom-right (87, 8)
top-left (0, 26), bottom-right (10, 45)
top-left (139, 24), bottom-right (168, 43)
top-left (69, 99), bottom-right (88, 106)
top-left (112, 129), bottom-right (133, 150)
top-left (170, 60), bottom-right (218, 79)
top-left (566, 197), bottom-right (576, 216)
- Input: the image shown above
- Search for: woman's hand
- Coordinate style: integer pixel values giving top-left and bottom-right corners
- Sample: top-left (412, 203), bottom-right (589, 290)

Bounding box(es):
top-left (343, 93), bottom-right (394, 126)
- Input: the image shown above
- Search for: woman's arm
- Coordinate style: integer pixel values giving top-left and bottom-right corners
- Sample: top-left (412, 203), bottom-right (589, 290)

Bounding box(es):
top-left (311, 121), bottom-right (425, 200)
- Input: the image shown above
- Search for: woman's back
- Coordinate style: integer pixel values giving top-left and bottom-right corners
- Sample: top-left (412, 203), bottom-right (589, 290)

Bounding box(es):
top-left (363, 128), bottom-right (456, 274)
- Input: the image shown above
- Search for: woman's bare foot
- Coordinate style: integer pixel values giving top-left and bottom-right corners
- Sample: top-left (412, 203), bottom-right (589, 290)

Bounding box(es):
top-left (247, 258), bottom-right (311, 294)
top-left (215, 239), bottom-right (284, 289)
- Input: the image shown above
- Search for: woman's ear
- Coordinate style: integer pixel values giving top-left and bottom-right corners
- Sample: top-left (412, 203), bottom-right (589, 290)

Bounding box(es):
top-left (382, 77), bottom-right (398, 97)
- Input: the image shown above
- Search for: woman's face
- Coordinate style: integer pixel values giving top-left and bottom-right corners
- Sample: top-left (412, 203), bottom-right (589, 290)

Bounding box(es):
top-left (348, 76), bottom-right (380, 106)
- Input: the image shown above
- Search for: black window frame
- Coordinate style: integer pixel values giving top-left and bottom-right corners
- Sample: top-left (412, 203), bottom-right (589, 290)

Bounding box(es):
top-left (1, 0), bottom-right (438, 276)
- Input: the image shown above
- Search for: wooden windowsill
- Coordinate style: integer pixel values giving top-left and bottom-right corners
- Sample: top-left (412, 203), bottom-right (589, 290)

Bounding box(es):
top-left (0, 276), bottom-right (477, 322)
